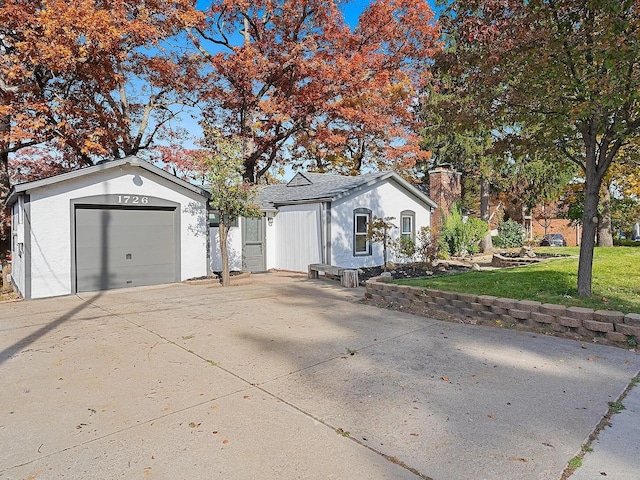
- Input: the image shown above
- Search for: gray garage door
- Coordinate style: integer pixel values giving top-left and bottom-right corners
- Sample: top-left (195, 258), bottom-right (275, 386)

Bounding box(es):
top-left (75, 207), bottom-right (176, 292)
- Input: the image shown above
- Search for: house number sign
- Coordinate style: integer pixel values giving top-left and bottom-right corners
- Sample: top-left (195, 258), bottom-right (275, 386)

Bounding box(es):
top-left (117, 195), bottom-right (149, 204)
top-left (72, 194), bottom-right (179, 208)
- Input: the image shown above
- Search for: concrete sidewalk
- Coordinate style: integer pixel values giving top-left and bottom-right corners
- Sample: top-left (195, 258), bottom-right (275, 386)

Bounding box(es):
top-left (569, 380), bottom-right (640, 479)
top-left (1, 272), bottom-right (638, 479)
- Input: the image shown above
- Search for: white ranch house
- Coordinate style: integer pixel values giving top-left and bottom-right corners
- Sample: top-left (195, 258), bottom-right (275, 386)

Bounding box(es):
top-left (213, 171), bottom-right (437, 273)
top-left (6, 157), bottom-right (439, 299)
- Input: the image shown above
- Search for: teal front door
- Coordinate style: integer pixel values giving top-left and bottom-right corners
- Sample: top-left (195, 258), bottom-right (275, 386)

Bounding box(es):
top-left (242, 217), bottom-right (266, 272)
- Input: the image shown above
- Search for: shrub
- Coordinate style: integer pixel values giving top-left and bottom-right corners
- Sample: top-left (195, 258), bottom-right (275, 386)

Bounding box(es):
top-left (438, 203), bottom-right (489, 257)
top-left (494, 219), bottom-right (526, 248)
top-left (613, 239), bottom-right (640, 247)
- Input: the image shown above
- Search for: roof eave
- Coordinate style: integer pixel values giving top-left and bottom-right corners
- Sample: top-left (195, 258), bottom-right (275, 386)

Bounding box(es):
top-left (4, 156), bottom-right (209, 206)
top-left (332, 172), bottom-right (438, 209)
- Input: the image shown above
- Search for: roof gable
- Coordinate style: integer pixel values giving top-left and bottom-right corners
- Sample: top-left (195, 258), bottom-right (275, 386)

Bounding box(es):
top-left (286, 172), bottom-right (313, 186)
top-left (5, 156), bottom-right (209, 206)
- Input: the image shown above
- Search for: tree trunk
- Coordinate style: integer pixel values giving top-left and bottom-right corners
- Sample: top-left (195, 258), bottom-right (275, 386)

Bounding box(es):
top-left (577, 136), bottom-right (604, 297)
top-left (219, 222), bottom-right (230, 287)
top-left (341, 270), bottom-right (359, 288)
top-left (1, 105), bottom-right (12, 253)
top-left (597, 186), bottom-right (613, 247)
top-left (382, 235), bottom-right (388, 272)
top-left (478, 176), bottom-right (493, 253)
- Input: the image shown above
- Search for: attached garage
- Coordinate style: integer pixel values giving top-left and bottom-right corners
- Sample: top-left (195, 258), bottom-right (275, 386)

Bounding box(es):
top-left (6, 157), bottom-right (210, 299)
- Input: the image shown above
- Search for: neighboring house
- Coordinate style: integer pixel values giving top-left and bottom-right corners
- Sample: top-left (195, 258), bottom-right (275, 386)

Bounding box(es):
top-left (5, 157), bottom-right (209, 299)
top-left (211, 171), bottom-right (438, 273)
top-left (530, 218), bottom-right (580, 246)
top-left (487, 200), bottom-right (580, 246)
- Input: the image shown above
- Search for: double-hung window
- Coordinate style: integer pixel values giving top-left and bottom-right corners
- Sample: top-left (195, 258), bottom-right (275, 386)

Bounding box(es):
top-left (353, 208), bottom-right (372, 255)
top-left (400, 210), bottom-right (415, 241)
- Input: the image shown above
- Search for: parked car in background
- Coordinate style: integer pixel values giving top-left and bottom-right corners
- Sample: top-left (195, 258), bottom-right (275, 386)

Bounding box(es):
top-left (540, 233), bottom-right (567, 247)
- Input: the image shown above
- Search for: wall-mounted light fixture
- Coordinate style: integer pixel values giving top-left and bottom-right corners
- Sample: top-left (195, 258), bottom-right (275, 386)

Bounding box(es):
top-left (266, 211), bottom-right (277, 226)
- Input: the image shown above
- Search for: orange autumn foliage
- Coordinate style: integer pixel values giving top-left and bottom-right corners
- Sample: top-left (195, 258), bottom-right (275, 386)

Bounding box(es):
top-left (190, 0), bottom-right (440, 181)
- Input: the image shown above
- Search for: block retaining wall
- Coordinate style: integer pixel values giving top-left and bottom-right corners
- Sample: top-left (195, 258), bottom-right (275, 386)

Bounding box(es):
top-left (364, 277), bottom-right (640, 348)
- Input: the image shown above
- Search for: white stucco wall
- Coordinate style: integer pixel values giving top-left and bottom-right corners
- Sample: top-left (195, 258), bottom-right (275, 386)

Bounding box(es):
top-left (272, 204), bottom-right (322, 272)
top-left (330, 179), bottom-right (431, 268)
top-left (23, 165), bottom-right (208, 299)
top-left (210, 225), bottom-right (242, 272)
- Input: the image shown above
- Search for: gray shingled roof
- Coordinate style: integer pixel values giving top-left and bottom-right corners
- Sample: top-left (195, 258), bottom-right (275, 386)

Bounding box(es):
top-left (258, 171), bottom-right (437, 210)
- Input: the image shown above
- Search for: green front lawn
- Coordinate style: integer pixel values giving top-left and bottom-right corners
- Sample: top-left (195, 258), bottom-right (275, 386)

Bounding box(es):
top-left (395, 247), bottom-right (640, 313)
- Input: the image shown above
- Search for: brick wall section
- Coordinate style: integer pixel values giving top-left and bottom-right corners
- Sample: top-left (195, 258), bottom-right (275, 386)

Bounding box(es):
top-left (429, 166), bottom-right (462, 233)
top-left (364, 277), bottom-right (640, 348)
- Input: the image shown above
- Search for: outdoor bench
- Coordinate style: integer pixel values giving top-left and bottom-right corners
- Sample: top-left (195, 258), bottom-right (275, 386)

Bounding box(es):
top-left (308, 263), bottom-right (359, 288)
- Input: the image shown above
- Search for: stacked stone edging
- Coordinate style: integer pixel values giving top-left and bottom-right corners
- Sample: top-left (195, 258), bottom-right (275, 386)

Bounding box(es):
top-left (491, 253), bottom-right (543, 267)
top-left (364, 277), bottom-right (640, 348)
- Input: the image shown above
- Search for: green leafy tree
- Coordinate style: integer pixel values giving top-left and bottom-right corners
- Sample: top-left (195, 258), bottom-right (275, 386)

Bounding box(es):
top-left (420, 80), bottom-right (499, 252)
top-left (367, 216), bottom-right (396, 272)
top-left (611, 197), bottom-right (640, 239)
top-left (437, 0), bottom-right (640, 296)
top-left (199, 129), bottom-right (262, 286)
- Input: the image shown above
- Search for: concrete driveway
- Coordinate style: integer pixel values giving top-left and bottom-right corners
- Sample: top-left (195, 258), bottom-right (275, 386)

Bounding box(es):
top-left (1, 273), bottom-right (638, 480)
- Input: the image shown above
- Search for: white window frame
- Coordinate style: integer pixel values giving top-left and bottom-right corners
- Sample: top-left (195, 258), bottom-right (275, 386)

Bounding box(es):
top-left (353, 208), bottom-right (372, 256)
top-left (400, 210), bottom-right (415, 241)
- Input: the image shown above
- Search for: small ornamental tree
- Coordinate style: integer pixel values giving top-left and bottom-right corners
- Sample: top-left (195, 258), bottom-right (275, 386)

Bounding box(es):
top-left (199, 130), bottom-right (262, 286)
top-left (367, 216), bottom-right (396, 272)
top-left (415, 226), bottom-right (438, 266)
top-left (392, 236), bottom-right (417, 267)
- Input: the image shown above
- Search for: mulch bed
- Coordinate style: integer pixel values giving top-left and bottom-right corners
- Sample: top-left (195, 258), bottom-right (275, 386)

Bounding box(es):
top-left (357, 262), bottom-right (471, 283)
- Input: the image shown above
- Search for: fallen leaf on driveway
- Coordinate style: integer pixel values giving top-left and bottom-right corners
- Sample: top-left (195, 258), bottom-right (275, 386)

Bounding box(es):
top-left (410, 433), bottom-right (420, 437)
top-left (441, 376), bottom-right (449, 382)
top-left (222, 439), bottom-right (229, 445)
top-left (588, 356), bottom-right (599, 361)
top-left (487, 414), bottom-right (495, 419)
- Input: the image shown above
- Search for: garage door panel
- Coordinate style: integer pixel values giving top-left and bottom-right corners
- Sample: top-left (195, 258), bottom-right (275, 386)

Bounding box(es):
top-left (75, 207), bottom-right (176, 292)
top-left (76, 227), bottom-right (175, 250)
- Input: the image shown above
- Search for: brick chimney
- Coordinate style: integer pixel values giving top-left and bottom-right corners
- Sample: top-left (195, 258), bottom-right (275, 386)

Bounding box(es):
top-left (429, 164), bottom-right (462, 233)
